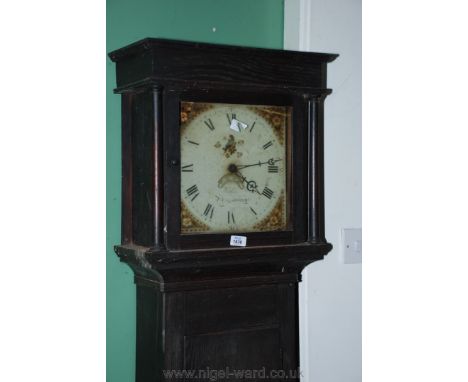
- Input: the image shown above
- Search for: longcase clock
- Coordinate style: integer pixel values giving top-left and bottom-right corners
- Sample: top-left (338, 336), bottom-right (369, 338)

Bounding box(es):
top-left (109, 38), bottom-right (337, 381)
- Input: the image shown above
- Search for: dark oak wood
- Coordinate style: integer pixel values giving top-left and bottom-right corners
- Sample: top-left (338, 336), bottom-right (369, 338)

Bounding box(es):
top-left (109, 38), bottom-right (337, 93)
top-left (121, 93), bottom-right (133, 244)
top-left (109, 38), bottom-right (337, 382)
top-left (153, 87), bottom-right (164, 249)
top-left (131, 89), bottom-right (155, 246)
top-left (184, 285), bottom-right (278, 335)
top-left (307, 95), bottom-right (327, 242)
top-left (134, 283), bottom-right (300, 382)
top-left (135, 285), bottom-right (163, 382)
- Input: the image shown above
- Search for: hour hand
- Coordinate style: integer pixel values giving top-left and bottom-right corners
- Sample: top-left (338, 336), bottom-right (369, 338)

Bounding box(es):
top-left (235, 172), bottom-right (261, 194)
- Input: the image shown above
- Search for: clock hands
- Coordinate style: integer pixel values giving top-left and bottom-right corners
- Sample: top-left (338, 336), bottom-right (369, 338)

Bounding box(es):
top-left (218, 163), bottom-right (276, 199)
top-left (236, 172), bottom-right (261, 194)
top-left (235, 171), bottom-right (261, 195)
top-left (235, 172), bottom-right (275, 200)
top-left (237, 158), bottom-right (282, 170)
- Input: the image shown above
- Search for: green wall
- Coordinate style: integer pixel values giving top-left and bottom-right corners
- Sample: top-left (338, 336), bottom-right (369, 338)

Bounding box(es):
top-left (107, 1), bottom-right (284, 380)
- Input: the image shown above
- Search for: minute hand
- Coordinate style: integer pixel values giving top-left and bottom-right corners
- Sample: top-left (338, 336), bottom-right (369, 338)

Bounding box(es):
top-left (237, 158), bottom-right (281, 170)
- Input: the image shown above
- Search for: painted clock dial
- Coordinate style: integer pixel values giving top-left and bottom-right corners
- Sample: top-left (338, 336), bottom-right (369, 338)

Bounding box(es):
top-left (180, 102), bottom-right (290, 234)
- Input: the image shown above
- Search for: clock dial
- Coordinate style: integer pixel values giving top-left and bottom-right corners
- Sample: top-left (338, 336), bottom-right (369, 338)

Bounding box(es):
top-left (180, 102), bottom-right (290, 234)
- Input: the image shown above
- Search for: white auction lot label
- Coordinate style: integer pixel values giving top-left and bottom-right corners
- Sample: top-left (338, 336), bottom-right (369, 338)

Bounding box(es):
top-left (230, 235), bottom-right (247, 247)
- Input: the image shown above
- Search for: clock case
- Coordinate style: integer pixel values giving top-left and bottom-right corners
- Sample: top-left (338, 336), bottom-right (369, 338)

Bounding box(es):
top-left (109, 39), bottom-right (337, 381)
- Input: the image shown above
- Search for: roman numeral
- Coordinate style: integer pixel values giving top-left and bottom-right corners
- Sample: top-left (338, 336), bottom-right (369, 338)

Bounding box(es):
top-left (203, 203), bottom-right (214, 219)
top-left (186, 185), bottom-right (199, 201)
top-left (249, 207), bottom-right (257, 215)
top-left (227, 113), bottom-right (236, 124)
top-left (262, 141), bottom-right (273, 150)
top-left (204, 119), bottom-right (215, 131)
top-left (228, 211), bottom-right (235, 224)
top-left (181, 164), bottom-right (193, 172)
top-left (249, 121), bottom-right (256, 132)
top-left (262, 187), bottom-right (274, 199)
top-left (268, 165), bottom-right (279, 173)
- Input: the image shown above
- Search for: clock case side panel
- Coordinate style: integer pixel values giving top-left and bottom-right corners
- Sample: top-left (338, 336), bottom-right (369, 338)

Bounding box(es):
top-left (120, 88), bottom-right (164, 249)
top-left (163, 88), bottom-right (309, 251)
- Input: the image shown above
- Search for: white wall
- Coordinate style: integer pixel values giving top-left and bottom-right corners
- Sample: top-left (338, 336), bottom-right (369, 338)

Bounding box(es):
top-left (285, 1), bottom-right (362, 381)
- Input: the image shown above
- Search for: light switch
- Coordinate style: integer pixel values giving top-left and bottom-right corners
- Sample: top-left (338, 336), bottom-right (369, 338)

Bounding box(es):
top-left (340, 228), bottom-right (362, 264)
